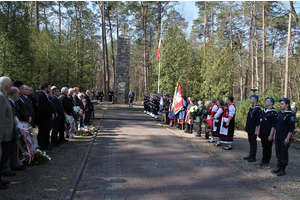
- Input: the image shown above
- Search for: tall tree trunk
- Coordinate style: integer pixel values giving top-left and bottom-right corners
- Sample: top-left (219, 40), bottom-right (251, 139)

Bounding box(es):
top-left (58, 1), bottom-right (61, 45)
top-left (229, 2), bottom-right (234, 93)
top-left (203, 1), bottom-right (207, 54)
top-left (270, 30), bottom-right (277, 88)
top-left (108, 9), bottom-right (115, 88)
top-left (98, 2), bottom-right (106, 100)
top-left (254, 2), bottom-right (259, 90)
top-left (43, 6), bottom-right (47, 30)
top-left (157, 1), bottom-right (162, 44)
top-left (36, 1), bottom-right (39, 30)
top-left (262, 3), bottom-right (266, 92)
top-left (285, 12), bottom-right (292, 97)
top-left (245, 2), bottom-right (253, 99)
top-left (211, 6), bottom-right (214, 41)
top-left (141, 1), bottom-right (148, 92)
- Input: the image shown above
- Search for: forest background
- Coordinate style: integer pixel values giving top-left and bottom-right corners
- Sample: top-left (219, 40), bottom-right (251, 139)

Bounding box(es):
top-left (0, 1), bottom-right (300, 128)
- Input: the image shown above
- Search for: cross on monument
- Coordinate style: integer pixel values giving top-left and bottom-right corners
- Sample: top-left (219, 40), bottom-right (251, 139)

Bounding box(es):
top-left (120, 23), bottom-right (129, 35)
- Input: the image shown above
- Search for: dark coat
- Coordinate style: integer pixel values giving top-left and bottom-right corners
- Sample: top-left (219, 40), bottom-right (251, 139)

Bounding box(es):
top-left (20, 94), bottom-right (36, 127)
top-left (52, 95), bottom-right (65, 117)
top-left (72, 94), bottom-right (81, 107)
top-left (84, 94), bottom-right (92, 112)
top-left (36, 91), bottom-right (54, 124)
top-left (59, 94), bottom-right (73, 115)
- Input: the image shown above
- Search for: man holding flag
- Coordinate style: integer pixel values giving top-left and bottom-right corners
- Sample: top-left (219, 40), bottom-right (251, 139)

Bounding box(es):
top-left (174, 83), bottom-right (186, 130)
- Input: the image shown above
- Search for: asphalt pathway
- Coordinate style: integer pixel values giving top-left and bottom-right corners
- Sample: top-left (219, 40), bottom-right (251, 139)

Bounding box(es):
top-left (73, 109), bottom-right (283, 200)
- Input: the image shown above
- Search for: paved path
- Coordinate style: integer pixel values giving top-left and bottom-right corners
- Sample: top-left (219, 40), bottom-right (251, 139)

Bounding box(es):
top-left (73, 109), bottom-right (283, 200)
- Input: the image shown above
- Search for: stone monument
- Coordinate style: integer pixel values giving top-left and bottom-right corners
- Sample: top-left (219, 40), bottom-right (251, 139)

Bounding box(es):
top-left (114, 23), bottom-right (131, 104)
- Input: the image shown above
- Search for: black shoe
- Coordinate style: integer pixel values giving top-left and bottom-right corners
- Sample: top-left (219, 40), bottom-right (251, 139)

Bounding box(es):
top-left (248, 158), bottom-right (256, 162)
top-left (271, 166), bottom-right (281, 174)
top-left (243, 155), bottom-right (251, 160)
top-left (277, 169), bottom-right (286, 176)
top-left (11, 165), bottom-right (27, 171)
top-left (0, 184), bottom-right (8, 190)
top-left (1, 171), bottom-right (16, 176)
top-left (1, 180), bottom-right (10, 185)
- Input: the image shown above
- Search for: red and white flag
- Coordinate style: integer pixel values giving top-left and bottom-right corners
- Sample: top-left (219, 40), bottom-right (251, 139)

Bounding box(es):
top-left (174, 84), bottom-right (183, 115)
top-left (95, 85), bottom-right (98, 93)
top-left (156, 39), bottom-right (161, 60)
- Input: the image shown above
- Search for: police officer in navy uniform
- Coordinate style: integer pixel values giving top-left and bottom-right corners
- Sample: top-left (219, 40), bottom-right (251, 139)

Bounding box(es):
top-left (272, 98), bottom-right (295, 176)
top-left (244, 94), bottom-right (262, 162)
top-left (257, 97), bottom-right (277, 168)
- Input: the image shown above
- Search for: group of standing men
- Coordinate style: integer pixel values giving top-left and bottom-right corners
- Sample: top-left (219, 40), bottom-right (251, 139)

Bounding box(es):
top-left (0, 76), bottom-right (94, 190)
top-left (244, 94), bottom-right (295, 176)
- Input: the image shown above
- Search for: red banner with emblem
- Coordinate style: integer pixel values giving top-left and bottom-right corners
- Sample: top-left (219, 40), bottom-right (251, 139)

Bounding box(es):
top-left (174, 84), bottom-right (183, 115)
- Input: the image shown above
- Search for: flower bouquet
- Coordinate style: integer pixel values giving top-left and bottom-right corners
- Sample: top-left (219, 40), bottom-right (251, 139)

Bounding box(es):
top-left (25, 149), bottom-right (51, 165)
top-left (189, 105), bottom-right (199, 117)
top-left (16, 122), bottom-right (37, 164)
top-left (76, 125), bottom-right (97, 136)
top-left (16, 122), bottom-right (51, 165)
top-left (91, 99), bottom-right (99, 105)
top-left (65, 114), bottom-right (76, 139)
top-left (73, 106), bottom-right (83, 121)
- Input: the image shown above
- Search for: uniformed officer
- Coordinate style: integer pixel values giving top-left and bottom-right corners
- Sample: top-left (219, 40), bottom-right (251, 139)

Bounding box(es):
top-left (244, 94), bottom-right (261, 162)
top-left (257, 97), bottom-right (277, 168)
top-left (272, 98), bottom-right (295, 176)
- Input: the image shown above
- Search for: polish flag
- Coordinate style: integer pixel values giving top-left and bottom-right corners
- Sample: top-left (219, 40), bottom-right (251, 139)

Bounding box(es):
top-left (174, 84), bottom-right (183, 115)
top-left (95, 85), bottom-right (98, 93)
top-left (156, 39), bottom-right (161, 60)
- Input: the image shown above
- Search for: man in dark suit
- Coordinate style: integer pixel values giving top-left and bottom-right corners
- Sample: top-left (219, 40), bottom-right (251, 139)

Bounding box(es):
top-left (72, 87), bottom-right (81, 107)
top-left (84, 90), bottom-right (92, 126)
top-left (60, 87), bottom-right (73, 115)
top-left (12, 81), bottom-right (32, 124)
top-left (51, 87), bottom-right (66, 147)
top-left (0, 76), bottom-right (14, 190)
top-left (73, 87), bottom-right (84, 127)
top-left (20, 85), bottom-right (36, 128)
top-left (37, 83), bottom-right (55, 151)
top-left (67, 88), bottom-right (75, 108)
top-left (59, 87), bottom-right (73, 143)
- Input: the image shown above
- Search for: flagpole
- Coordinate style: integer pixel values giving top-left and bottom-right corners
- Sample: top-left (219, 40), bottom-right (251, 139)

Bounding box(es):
top-left (158, 56), bottom-right (161, 94)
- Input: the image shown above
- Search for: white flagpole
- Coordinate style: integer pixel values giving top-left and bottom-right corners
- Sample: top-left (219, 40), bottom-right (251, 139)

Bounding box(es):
top-left (158, 50), bottom-right (161, 94)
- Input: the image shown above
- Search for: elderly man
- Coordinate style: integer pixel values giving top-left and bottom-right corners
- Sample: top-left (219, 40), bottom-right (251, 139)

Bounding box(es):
top-left (37, 83), bottom-right (55, 151)
top-left (0, 76), bottom-right (14, 189)
top-left (67, 88), bottom-right (75, 108)
top-left (6, 86), bottom-right (27, 171)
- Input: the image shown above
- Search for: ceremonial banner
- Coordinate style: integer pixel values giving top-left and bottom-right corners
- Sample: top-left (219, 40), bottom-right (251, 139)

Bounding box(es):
top-left (174, 84), bottom-right (183, 115)
top-left (95, 85), bottom-right (98, 93)
top-left (156, 39), bottom-right (161, 60)
top-left (171, 86), bottom-right (177, 113)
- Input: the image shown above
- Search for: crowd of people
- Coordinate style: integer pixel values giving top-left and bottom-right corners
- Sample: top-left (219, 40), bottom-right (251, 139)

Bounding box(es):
top-left (144, 92), bottom-right (295, 177)
top-left (0, 76), bottom-right (95, 190)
